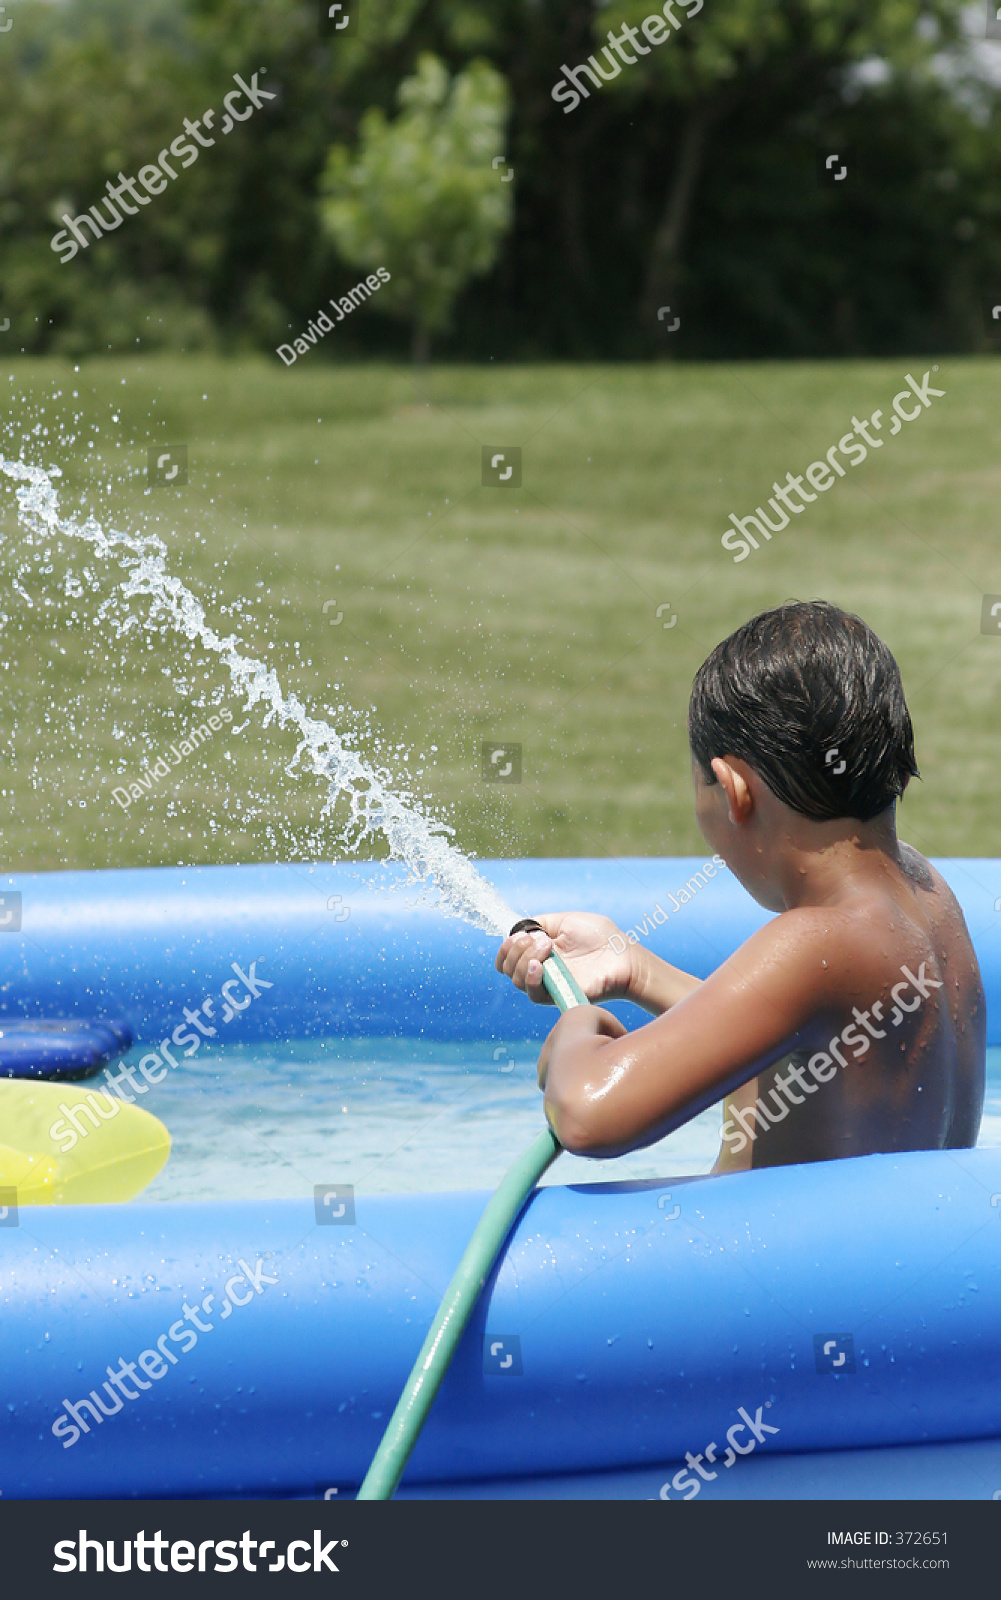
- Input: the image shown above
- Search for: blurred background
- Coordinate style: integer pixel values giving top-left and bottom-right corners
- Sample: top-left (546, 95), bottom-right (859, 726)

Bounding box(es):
top-left (1, 0), bottom-right (1000, 873)
top-left (3, 0), bottom-right (1001, 358)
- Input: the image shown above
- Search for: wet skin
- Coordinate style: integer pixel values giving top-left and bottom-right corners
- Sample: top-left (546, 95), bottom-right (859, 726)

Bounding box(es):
top-left (494, 756), bottom-right (985, 1168)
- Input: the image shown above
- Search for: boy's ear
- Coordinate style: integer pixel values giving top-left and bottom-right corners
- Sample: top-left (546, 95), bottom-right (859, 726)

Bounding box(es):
top-left (710, 757), bottom-right (753, 825)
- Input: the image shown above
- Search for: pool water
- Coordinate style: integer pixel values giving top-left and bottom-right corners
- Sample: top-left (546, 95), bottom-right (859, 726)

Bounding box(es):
top-left (134, 1039), bottom-right (1001, 1203)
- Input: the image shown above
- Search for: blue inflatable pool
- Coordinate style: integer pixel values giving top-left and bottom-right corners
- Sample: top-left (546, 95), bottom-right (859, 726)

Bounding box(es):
top-left (0, 1019), bottom-right (132, 1080)
top-left (2, 857), bottom-right (1001, 1501)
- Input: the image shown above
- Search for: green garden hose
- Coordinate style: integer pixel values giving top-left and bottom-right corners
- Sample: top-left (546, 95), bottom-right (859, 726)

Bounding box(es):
top-left (355, 920), bottom-right (588, 1500)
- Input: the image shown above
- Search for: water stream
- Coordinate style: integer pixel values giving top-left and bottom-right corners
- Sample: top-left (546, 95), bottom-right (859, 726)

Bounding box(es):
top-left (0, 453), bottom-right (519, 936)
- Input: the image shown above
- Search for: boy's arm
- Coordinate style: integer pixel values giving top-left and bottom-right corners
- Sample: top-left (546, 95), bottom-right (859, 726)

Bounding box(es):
top-left (496, 915), bottom-right (702, 1015)
top-left (540, 911), bottom-right (833, 1156)
top-left (628, 945), bottom-right (703, 1014)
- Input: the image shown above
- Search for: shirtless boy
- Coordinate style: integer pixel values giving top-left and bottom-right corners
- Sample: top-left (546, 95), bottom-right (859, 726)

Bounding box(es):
top-left (496, 601), bottom-right (985, 1171)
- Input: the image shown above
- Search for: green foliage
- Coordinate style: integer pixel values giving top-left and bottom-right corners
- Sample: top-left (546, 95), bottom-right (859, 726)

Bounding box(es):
top-left (319, 53), bottom-right (513, 359)
top-left (0, 0), bottom-right (999, 357)
top-left (598, 0), bottom-right (967, 98)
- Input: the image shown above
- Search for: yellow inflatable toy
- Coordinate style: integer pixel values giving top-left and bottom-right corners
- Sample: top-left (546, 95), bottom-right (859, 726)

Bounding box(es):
top-left (0, 1079), bottom-right (170, 1204)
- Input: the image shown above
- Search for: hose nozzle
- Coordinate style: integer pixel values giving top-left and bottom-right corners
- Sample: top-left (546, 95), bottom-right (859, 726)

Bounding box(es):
top-left (507, 917), bottom-right (588, 1011)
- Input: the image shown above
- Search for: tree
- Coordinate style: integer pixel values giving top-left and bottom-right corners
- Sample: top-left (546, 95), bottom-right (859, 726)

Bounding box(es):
top-left (591, 0), bottom-right (970, 330)
top-left (319, 52), bottom-right (513, 362)
top-left (1, 0), bottom-right (998, 358)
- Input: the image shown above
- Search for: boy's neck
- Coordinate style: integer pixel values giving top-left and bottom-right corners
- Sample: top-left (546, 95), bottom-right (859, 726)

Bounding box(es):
top-left (769, 808), bottom-right (901, 912)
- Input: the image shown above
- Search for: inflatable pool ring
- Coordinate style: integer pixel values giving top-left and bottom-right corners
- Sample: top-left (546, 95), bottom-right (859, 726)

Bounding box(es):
top-left (0, 1018), bottom-right (132, 1080)
top-left (0, 1079), bottom-right (170, 1204)
top-left (3, 1145), bottom-right (1000, 1499)
top-left (1, 857), bottom-right (1000, 1500)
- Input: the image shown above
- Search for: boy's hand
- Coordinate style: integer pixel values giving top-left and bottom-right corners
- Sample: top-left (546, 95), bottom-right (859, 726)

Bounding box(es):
top-left (495, 913), bottom-right (634, 1006)
top-left (536, 1005), bottom-right (628, 1091)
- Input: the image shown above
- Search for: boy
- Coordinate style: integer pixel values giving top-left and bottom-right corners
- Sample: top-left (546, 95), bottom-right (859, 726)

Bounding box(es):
top-left (496, 601), bottom-right (985, 1170)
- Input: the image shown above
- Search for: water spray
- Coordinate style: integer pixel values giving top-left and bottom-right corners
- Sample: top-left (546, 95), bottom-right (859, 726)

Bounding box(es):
top-left (0, 454), bottom-right (515, 934)
top-left (2, 451), bottom-right (587, 1494)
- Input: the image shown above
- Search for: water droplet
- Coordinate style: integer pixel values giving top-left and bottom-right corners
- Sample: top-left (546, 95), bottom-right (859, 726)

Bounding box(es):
top-left (0, 456), bottom-right (521, 938)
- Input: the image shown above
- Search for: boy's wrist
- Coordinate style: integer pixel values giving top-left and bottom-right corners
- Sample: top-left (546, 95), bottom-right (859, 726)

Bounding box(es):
top-left (626, 943), bottom-right (651, 1007)
top-left (623, 941), bottom-right (702, 1014)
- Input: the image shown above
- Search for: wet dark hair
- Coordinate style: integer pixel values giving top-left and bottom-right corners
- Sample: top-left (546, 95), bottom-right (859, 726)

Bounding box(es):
top-left (688, 601), bottom-right (919, 822)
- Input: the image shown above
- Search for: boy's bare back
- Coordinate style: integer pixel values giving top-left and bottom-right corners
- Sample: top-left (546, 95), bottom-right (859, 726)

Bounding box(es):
top-left (716, 843), bottom-right (984, 1171)
top-left (495, 602), bottom-right (987, 1172)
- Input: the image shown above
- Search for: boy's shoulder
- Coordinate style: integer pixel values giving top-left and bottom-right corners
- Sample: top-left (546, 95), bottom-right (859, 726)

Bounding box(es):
top-left (760, 841), bottom-right (971, 998)
top-left (896, 840), bottom-right (939, 892)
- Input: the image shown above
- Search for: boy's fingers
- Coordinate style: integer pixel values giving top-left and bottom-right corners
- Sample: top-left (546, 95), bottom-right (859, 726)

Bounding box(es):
top-left (496, 932), bottom-right (554, 998)
top-left (524, 956), bottom-right (554, 1005)
top-left (520, 935), bottom-right (552, 972)
top-left (511, 934), bottom-right (550, 972)
top-left (496, 931), bottom-right (531, 974)
top-left (504, 933), bottom-right (536, 980)
top-left (520, 934), bottom-right (554, 1003)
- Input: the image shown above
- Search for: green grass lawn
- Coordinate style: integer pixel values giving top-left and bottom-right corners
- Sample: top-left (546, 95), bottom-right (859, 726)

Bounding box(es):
top-left (1, 355), bottom-right (999, 874)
